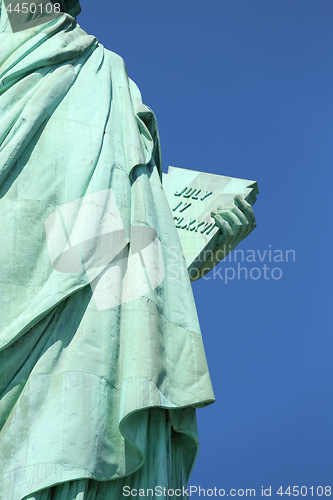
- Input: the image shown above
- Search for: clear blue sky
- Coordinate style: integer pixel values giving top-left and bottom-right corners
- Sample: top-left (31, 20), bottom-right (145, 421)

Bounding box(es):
top-left (79, 1), bottom-right (332, 497)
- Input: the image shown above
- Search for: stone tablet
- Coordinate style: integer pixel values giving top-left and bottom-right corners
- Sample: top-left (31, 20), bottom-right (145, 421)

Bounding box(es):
top-left (163, 166), bottom-right (258, 279)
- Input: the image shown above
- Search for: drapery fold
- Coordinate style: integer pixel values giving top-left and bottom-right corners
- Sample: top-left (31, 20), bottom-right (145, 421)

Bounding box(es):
top-left (0, 5), bottom-right (215, 499)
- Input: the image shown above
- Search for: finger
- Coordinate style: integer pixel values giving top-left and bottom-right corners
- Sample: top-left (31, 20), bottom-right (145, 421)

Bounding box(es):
top-left (216, 204), bottom-right (248, 225)
top-left (228, 205), bottom-right (249, 227)
top-left (211, 211), bottom-right (234, 238)
top-left (218, 219), bottom-right (235, 246)
top-left (228, 205), bottom-right (250, 239)
top-left (234, 195), bottom-right (257, 228)
top-left (215, 209), bottom-right (242, 235)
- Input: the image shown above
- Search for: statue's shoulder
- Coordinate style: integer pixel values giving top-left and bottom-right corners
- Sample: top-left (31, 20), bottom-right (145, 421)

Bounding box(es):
top-left (96, 46), bottom-right (132, 88)
top-left (100, 46), bottom-right (143, 107)
top-left (102, 47), bottom-right (127, 73)
top-left (104, 48), bottom-right (125, 66)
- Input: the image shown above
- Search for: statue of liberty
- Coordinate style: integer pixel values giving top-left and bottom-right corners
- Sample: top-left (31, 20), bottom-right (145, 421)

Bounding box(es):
top-left (0, 1), bottom-right (257, 499)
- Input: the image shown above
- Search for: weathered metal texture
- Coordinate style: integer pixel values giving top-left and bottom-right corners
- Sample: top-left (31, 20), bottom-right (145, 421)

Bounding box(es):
top-left (0, 4), bottom-right (215, 499)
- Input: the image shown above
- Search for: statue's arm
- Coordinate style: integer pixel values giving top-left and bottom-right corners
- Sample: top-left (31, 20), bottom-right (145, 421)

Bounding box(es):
top-left (192, 195), bottom-right (256, 280)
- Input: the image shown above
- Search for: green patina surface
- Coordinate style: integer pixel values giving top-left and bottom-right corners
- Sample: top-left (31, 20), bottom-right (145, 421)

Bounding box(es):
top-left (0, 1), bottom-right (257, 499)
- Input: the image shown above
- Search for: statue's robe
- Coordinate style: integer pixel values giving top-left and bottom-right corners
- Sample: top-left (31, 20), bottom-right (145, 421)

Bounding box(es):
top-left (0, 5), bottom-right (214, 499)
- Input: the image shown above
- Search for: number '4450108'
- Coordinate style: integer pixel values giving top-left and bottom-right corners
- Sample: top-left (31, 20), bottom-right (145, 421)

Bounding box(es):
top-left (5, 3), bottom-right (61, 14)
top-left (277, 486), bottom-right (331, 496)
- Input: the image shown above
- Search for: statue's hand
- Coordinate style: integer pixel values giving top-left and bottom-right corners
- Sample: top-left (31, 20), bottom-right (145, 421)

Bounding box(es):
top-left (211, 195), bottom-right (256, 248)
